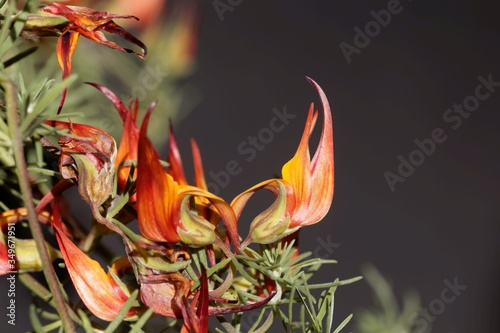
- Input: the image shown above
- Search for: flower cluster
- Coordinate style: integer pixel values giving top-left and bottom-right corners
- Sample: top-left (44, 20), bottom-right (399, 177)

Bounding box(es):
top-left (0, 2), bottom-right (339, 332)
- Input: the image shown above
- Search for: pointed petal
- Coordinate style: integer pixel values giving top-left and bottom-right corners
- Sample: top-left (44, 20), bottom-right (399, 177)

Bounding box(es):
top-left (190, 139), bottom-right (208, 190)
top-left (56, 32), bottom-right (79, 114)
top-left (56, 32), bottom-right (79, 77)
top-left (301, 78), bottom-right (334, 226)
top-left (52, 198), bottom-right (135, 321)
top-left (100, 21), bottom-right (147, 58)
top-left (137, 109), bottom-right (180, 242)
top-left (281, 78), bottom-right (334, 228)
top-left (87, 82), bottom-right (129, 122)
top-left (281, 104), bottom-right (316, 214)
top-left (167, 123), bottom-right (188, 186)
top-left (197, 268), bottom-right (209, 332)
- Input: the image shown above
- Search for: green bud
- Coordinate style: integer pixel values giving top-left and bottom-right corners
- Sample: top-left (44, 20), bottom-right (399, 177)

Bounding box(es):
top-left (21, 12), bottom-right (69, 39)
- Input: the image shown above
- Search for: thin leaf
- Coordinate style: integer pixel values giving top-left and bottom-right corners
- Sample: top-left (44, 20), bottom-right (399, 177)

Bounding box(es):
top-left (332, 314), bottom-right (353, 333)
top-left (29, 304), bottom-right (45, 333)
top-left (129, 307), bottom-right (154, 333)
top-left (0, 3), bottom-right (15, 58)
top-left (3, 46), bottom-right (37, 68)
top-left (103, 289), bottom-right (139, 333)
top-left (251, 310), bottom-right (274, 333)
top-left (77, 309), bottom-right (95, 333)
top-left (296, 285), bottom-right (320, 332)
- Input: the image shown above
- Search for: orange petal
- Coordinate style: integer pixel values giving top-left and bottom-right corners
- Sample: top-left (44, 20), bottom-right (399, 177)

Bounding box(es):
top-left (52, 199), bottom-right (135, 321)
top-left (136, 109), bottom-right (180, 242)
top-left (190, 139), bottom-right (208, 190)
top-left (282, 78), bottom-right (334, 228)
top-left (56, 31), bottom-right (79, 114)
top-left (302, 78), bottom-right (334, 226)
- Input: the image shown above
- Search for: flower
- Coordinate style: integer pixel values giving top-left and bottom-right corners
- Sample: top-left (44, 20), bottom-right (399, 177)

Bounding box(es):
top-left (38, 3), bottom-right (147, 113)
top-left (51, 198), bottom-right (137, 321)
top-left (232, 78), bottom-right (334, 245)
top-left (42, 120), bottom-right (117, 208)
top-left (136, 110), bottom-right (239, 247)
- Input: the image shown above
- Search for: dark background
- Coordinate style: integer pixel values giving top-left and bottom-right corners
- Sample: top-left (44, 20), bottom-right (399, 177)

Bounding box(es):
top-left (2, 1), bottom-right (499, 332)
top-left (174, 0), bottom-right (500, 331)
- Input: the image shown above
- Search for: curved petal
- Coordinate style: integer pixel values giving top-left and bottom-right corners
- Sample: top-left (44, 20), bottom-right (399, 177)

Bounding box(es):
top-left (136, 109), bottom-right (180, 243)
top-left (56, 31), bottom-right (79, 113)
top-left (231, 179), bottom-right (296, 245)
top-left (190, 139), bottom-right (208, 190)
top-left (52, 199), bottom-right (135, 321)
top-left (282, 78), bottom-right (334, 228)
top-left (180, 186), bottom-right (240, 249)
top-left (168, 124), bottom-right (188, 186)
top-left (177, 196), bottom-right (216, 246)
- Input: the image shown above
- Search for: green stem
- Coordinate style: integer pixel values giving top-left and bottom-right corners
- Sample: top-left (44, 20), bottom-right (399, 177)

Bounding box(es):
top-left (4, 79), bottom-right (76, 333)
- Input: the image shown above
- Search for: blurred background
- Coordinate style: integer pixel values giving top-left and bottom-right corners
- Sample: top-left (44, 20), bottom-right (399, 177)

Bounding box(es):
top-left (178, 1), bottom-right (499, 332)
top-left (2, 0), bottom-right (500, 332)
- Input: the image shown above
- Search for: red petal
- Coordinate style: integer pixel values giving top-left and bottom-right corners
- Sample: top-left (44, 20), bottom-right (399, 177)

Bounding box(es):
top-left (197, 267), bottom-right (209, 331)
top-left (87, 83), bottom-right (130, 122)
top-left (167, 124), bottom-right (188, 185)
top-left (191, 139), bottom-right (208, 190)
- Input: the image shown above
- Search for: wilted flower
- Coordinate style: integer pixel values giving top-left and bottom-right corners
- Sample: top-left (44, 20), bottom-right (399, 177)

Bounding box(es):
top-left (232, 78), bottom-right (334, 245)
top-left (42, 120), bottom-right (117, 208)
top-left (25, 3), bottom-right (147, 112)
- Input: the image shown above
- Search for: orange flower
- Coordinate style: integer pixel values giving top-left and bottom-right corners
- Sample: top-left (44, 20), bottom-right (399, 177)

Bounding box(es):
top-left (39, 3), bottom-right (147, 113)
top-left (136, 110), bottom-right (240, 248)
top-left (52, 198), bottom-right (136, 321)
top-left (232, 78), bottom-right (334, 245)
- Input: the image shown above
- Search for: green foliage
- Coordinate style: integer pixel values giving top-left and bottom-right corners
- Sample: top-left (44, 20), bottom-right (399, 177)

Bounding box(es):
top-left (355, 265), bottom-right (426, 333)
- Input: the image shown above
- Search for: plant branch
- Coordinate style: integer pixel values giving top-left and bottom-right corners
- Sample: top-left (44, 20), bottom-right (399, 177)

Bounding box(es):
top-left (4, 78), bottom-right (76, 333)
